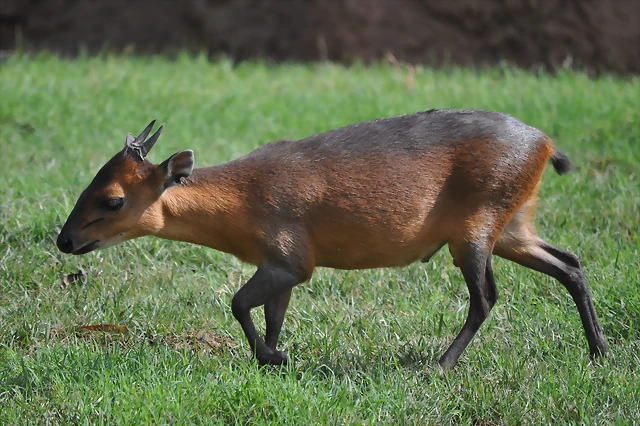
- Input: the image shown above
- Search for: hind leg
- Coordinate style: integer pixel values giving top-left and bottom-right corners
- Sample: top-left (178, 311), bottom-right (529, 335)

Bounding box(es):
top-left (439, 240), bottom-right (499, 370)
top-left (494, 208), bottom-right (608, 358)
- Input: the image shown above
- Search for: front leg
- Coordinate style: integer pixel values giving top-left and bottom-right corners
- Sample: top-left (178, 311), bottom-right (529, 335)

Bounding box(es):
top-left (231, 264), bottom-right (299, 365)
top-left (264, 289), bottom-right (292, 350)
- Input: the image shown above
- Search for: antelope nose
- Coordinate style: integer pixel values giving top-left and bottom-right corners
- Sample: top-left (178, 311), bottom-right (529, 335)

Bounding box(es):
top-left (57, 233), bottom-right (74, 254)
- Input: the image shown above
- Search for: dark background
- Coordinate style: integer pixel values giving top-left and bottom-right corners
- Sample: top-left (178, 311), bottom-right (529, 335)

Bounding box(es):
top-left (1, 0), bottom-right (639, 74)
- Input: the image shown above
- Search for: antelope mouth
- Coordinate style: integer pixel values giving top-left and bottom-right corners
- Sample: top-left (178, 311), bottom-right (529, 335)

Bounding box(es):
top-left (72, 240), bottom-right (100, 255)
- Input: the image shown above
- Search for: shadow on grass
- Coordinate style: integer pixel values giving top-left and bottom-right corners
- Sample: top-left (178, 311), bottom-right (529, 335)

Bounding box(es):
top-left (288, 341), bottom-right (445, 383)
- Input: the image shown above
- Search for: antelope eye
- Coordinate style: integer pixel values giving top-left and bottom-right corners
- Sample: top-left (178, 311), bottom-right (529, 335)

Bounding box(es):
top-left (104, 197), bottom-right (124, 211)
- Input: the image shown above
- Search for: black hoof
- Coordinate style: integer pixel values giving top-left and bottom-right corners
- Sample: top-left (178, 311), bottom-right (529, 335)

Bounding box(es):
top-left (438, 359), bottom-right (456, 371)
top-left (257, 349), bottom-right (288, 366)
top-left (589, 345), bottom-right (608, 361)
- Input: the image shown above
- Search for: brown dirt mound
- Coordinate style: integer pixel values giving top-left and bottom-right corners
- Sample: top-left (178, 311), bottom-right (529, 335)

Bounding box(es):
top-left (1, 0), bottom-right (639, 74)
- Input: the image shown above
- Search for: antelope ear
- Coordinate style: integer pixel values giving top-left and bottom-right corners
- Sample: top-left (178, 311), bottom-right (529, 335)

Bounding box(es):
top-left (158, 150), bottom-right (194, 188)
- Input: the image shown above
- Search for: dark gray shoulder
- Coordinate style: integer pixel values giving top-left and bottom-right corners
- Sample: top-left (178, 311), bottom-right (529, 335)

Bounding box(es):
top-left (223, 139), bottom-right (306, 172)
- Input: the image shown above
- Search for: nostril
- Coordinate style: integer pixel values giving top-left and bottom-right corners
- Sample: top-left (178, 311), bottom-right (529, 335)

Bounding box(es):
top-left (57, 235), bottom-right (74, 254)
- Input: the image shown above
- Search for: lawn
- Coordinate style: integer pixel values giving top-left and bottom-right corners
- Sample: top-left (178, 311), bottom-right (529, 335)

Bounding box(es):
top-left (0, 53), bottom-right (638, 425)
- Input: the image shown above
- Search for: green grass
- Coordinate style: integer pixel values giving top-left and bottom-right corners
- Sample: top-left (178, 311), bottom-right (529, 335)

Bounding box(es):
top-left (1, 52), bottom-right (639, 425)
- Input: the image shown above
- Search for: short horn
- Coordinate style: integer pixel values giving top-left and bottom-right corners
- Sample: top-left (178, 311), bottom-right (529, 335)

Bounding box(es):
top-left (135, 119), bottom-right (156, 144)
top-left (142, 123), bottom-right (164, 156)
